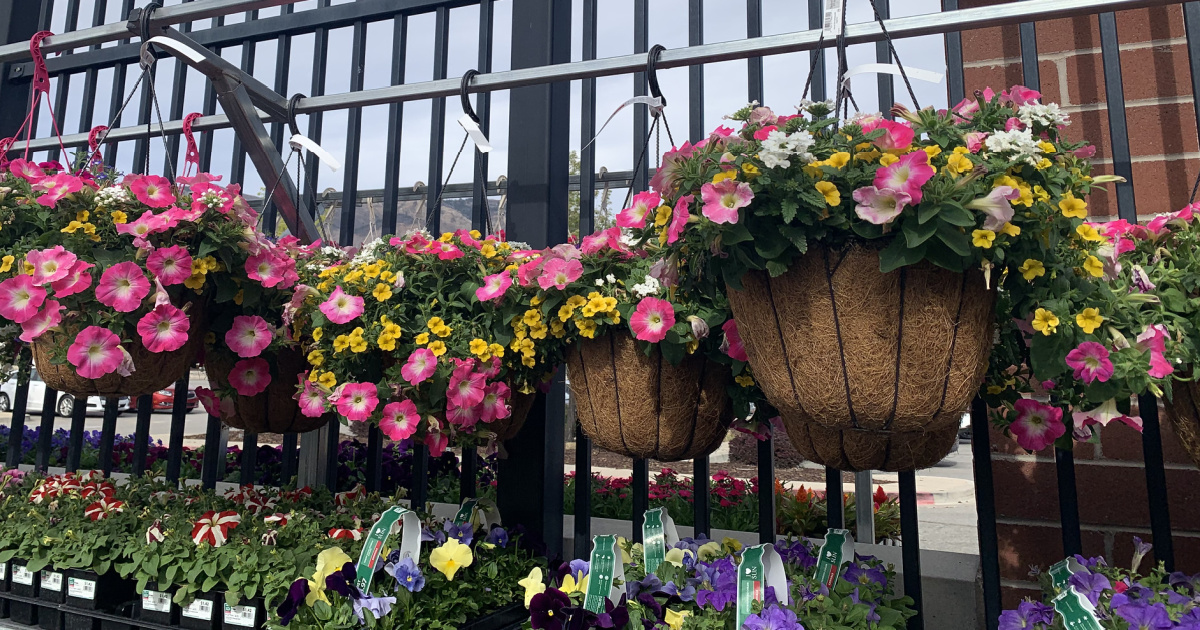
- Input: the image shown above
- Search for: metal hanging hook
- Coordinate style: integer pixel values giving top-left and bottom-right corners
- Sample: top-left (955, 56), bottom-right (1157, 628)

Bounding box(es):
top-left (460, 69), bottom-right (481, 125)
top-left (287, 93), bottom-right (305, 138)
top-left (138, 2), bottom-right (162, 48)
top-left (645, 44), bottom-right (667, 110)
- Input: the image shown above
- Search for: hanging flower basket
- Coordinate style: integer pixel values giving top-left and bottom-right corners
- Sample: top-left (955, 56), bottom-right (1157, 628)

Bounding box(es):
top-left (727, 243), bottom-right (993, 471)
top-left (1164, 380), bottom-right (1200, 470)
top-left (202, 346), bottom-right (326, 434)
top-left (487, 392), bottom-right (534, 442)
top-left (567, 331), bottom-right (732, 461)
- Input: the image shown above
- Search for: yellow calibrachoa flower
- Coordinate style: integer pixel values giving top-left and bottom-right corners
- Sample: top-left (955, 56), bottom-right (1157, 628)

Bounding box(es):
top-left (1059, 194), bottom-right (1087, 219)
top-left (333, 334), bottom-right (351, 353)
top-left (429, 539), bottom-right (473, 581)
top-left (923, 145), bottom-right (943, 160)
top-left (815, 181), bottom-right (841, 206)
top-left (654, 204), bottom-right (672, 227)
top-left (878, 153), bottom-right (899, 167)
top-left (1032, 308), bottom-right (1060, 336)
top-left (1077, 308), bottom-right (1105, 334)
top-left (944, 152), bottom-right (973, 176)
top-left (0, 255), bottom-right (12, 273)
top-left (987, 385), bottom-right (1004, 395)
top-left (343, 269), bottom-right (363, 284)
top-left (519, 568), bottom-right (545, 608)
top-left (1033, 185), bottom-right (1050, 203)
top-left (481, 242), bottom-right (497, 258)
top-left (307, 350), bottom-right (324, 367)
top-left (312, 327), bottom-right (323, 342)
top-left (469, 338), bottom-right (489, 359)
top-left (317, 372), bottom-right (337, 389)
top-left (827, 151), bottom-right (851, 169)
top-left (1076, 224), bottom-right (1103, 242)
top-left (415, 332), bottom-right (430, 345)
top-left (428, 340), bottom-right (447, 357)
top-left (488, 343), bottom-right (505, 358)
top-left (972, 229), bottom-right (996, 249)
top-left (735, 375), bottom-right (755, 387)
top-left (60, 220), bottom-right (85, 233)
top-left (1000, 222), bottom-right (1021, 237)
top-left (362, 262), bottom-right (383, 278)
top-left (1082, 255), bottom-right (1105, 278)
top-left (711, 170), bottom-right (737, 184)
top-left (740, 162), bottom-right (760, 178)
top-left (1035, 158), bottom-right (1053, 170)
top-left (373, 283), bottom-right (392, 301)
top-left (110, 210), bottom-right (127, 224)
top-left (1038, 141), bottom-right (1057, 154)
top-left (1018, 259), bottom-right (1046, 281)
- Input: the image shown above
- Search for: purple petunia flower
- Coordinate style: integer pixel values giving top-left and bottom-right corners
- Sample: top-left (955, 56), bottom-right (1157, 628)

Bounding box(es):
top-left (1068, 571), bottom-right (1111, 607)
top-left (844, 563), bottom-right (887, 588)
top-left (997, 600), bottom-right (1054, 630)
top-left (1111, 583), bottom-right (1154, 609)
top-left (1115, 602), bottom-right (1172, 630)
top-left (743, 604), bottom-right (804, 630)
top-left (850, 588), bottom-right (881, 623)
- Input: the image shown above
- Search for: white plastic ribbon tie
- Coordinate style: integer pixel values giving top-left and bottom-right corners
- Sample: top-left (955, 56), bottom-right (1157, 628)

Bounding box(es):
top-left (458, 114), bottom-right (492, 153)
top-left (289, 133), bottom-right (342, 172)
top-left (841, 63), bottom-right (945, 88)
top-left (581, 95), bottom-right (664, 152)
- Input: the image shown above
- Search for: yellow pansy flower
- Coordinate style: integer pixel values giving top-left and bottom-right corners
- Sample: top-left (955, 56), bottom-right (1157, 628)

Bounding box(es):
top-left (1059, 194), bottom-right (1087, 219)
top-left (428, 341), bottom-right (447, 356)
top-left (518, 568), bottom-right (545, 608)
top-left (1032, 308), bottom-right (1059, 336)
top-left (664, 610), bottom-right (689, 630)
top-left (429, 539), bottom-right (473, 581)
top-left (972, 229), bottom-right (996, 249)
top-left (1076, 308), bottom-right (1104, 335)
top-left (815, 181), bottom-right (841, 206)
top-left (307, 547), bottom-right (353, 606)
top-left (560, 570), bottom-right (588, 595)
top-left (1082, 255), bottom-right (1105, 278)
top-left (1018, 259), bottom-right (1046, 281)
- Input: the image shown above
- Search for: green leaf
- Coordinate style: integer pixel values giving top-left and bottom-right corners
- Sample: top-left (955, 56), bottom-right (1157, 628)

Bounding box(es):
top-left (723, 221), bottom-right (754, 245)
top-left (923, 239), bottom-right (966, 272)
top-left (935, 223), bottom-right (971, 256)
top-left (878, 237), bottom-right (925, 274)
top-left (850, 221), bottom-right (884, 240)
top-left (765, 259), bottom-right (789, 277)
top-left (659, 341), bottom-right (685, 366)
top-left (781, 199), bottom-right (799, 224)
top-left (1029, 330), bottom-right (1072, 379)
top-left (938, 203), bottom-right (976, 227)
top-left (917, 203), bottom-right (941, 224)
top-left (902, 218), bottom-right (938, 248)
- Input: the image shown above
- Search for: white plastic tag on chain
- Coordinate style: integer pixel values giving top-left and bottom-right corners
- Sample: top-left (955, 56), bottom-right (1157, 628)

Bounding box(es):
top-left (289, 134), bottom-right (342, 172)
top-left (822, 0), bottom-right (845, 38)
top-left (582, 95), bottom-right (664, 152)
top-left (146, 36), bottom-right (205, 64)
top-left (841, 63), bottom-right (945, 87)
top-left (458, 114), bottom-right (493, 153)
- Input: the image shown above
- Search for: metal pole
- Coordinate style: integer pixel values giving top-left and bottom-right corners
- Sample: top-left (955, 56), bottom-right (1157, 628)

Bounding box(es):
top-left (855, 470), bottom-right (874, 543)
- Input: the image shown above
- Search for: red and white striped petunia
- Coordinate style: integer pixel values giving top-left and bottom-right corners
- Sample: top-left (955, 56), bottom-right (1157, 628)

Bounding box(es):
top-left (84, 498), bottom-right (124, 521)
top-left (191, 510), bottom-right (242, 547)
top-left (79, 482), bottom-right (115, 500)
top-left (264, 513), bottom-right (289, 527)
top-left (334, 484), bottom-right (366, 507)
top-left (327, 528), bottom-right (363, 541)
top-left (146, 520), bottom-right (165, 544)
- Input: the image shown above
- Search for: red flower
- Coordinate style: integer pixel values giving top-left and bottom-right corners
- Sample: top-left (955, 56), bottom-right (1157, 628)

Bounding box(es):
top-left (84, 498), bottom-right (124, 521)
top-left (328, 528), bottom-right (363, 541)
top-left (873, 486), bottom-right (890, 510)
top-left (191, 510), bottom-right (241, 547)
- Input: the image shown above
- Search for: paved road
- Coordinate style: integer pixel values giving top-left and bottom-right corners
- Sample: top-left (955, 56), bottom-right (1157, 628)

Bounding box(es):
top-left (0, 408), bottom-right (212, 441)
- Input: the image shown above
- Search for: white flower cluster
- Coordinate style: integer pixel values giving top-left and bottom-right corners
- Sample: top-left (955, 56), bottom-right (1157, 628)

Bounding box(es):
top-left (320, 246), bottom-right (345, 258)
top-left (594, 273), bottom-right (618, 287)
top-left (630, 274), bottom-right (661, 298)
top-left (350, 238), bottom-right (385, 266)
top-left (759, 129), bottom-right (816, 169)
top-left (1017, 103), bottom-right (1070, 128)
top-left (95, 186), bottom-right (129, 205)
top-left (619, 229), bottom-right (638, 249)
top-left (984, 128), bottom-right (1043, 163)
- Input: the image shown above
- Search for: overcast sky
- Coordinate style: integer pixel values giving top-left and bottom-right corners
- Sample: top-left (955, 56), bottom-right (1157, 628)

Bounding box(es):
top-left (33, 0), bottom-right (949, 234)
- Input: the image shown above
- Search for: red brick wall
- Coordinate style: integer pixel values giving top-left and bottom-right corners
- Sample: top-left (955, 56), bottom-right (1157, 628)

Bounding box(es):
top-left (959, 1), bottom-right (1200, 609)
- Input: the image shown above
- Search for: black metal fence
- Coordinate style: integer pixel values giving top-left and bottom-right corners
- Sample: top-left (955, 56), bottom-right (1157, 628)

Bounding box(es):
top-left (0, 1), bottom-right (1193, 629)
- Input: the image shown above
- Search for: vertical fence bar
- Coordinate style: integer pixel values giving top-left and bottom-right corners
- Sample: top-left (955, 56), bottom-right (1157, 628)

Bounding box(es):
top-left (573, 423), bottom-right (591, 559)
top-left (162, 0), bottom-right (194, 177)
top-left (47, 0), bottom-right (79, 164)
top-left (263, 4), bottom-right (293, 231)
top-left (470, 0), bottom-right (494, 232)
top-left (240, 432), bottom-right (257, 486)
top-left (460, 442), bottom-right (476, 500)
top-left (381, 14), bottom-right (407, 236)
top-left (426, 7), bottom-right (450, 235)
top-left (302, 1), bottom-right (330, 219)
top-left (943, 0), bottom-right (964, 105)
top-left (971, 397), bottom-right (1002, 630)
top-left (5, 353), bottom-right (31, 469)
top-left (1187, 3), bottom-right (1200, 153)
top-left (825, 468), bottom-right (843, 528)
top-left (1055, 448), bottom-right (1082, 556)
top-left (1139, 394), bottom-right (1174, 569)
top-left (339, 19), bottom-right (366, 245)
top-left (366, 426), bottom-right (383, 493)
top-left (757, 438), bottom-right (775, 543)
top-left (632, 0), bottom-right (648, 195)
top-left (688, 0), bottom-right (711, 542)
top-left (1019, 20), bottom-right (1039, 89)
top-left (75, 0), bottom-right (107, 138)
top-left (198, 16), bottom-right (222, 173)
top-left (165, 377), bottom-right (188, 484)
top-left (281, 433), bottom-right (298, 486)
top-left (131, 395), bottom-right (151, 477)
top-left (35, 388), bottom-right (56, 472)
top-left (874, 0), bottom-right (893, 110)
top-left (899, 471), bottom-right (923, 630)
top-left (410, 443), bottom-right (429, 511)
top-left (632, 458), bottom-right (649, 543)
top-left (201, 414), bottom-right (223, 489)
top-left (66, 401), bottom-right (86, 472)
top-left (228, 31), bottom-right (257, 185)
top-left (1098, 12), bottom-right (1137, 221)
top-left (855, 471), bottom-right (874, 543)
top-left (324, 416), bottom-right (339, 489)
top-left (98, 398), bottom-right (118, 477)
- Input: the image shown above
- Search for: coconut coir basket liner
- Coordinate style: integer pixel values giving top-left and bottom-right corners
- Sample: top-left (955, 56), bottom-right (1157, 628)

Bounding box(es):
top-left (33, 301), bottom-right (207, 398)
top-left (486, 392), bottom-right (534, 442)
top-left (727, 242), bottom-right (993, 472)
top-left (204, 346), bottom-right (327, 434)
top-left (1164, 378), bottom-right (1200, 469)
top-left (566, 331), bottom-right (732, 461)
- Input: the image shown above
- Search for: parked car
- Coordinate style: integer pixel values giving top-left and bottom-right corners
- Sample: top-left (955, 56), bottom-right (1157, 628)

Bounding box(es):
top-left (0, 369), bottom-right (130, 417)
top-left (151, 386), bottom-right (198, 413)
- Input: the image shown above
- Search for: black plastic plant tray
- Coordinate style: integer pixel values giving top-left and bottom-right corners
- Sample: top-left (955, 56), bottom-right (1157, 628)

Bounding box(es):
top-left (458, 602), bottom-right (526, 630)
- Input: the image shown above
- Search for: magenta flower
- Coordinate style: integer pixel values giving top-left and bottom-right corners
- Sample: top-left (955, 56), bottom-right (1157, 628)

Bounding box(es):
top-left (228, 358), bottom-right (272, 396)
top-left (34, 174), bottom-right (83, 208)
top-left (966, 186), bottom-right (1020, 230)
top-left (246, 252), bottom-right (285, 288)
top-left (480, 381), bottom-right (511, 423)
top-left (9, 158), bottom-right (45, 183)
top-left (425, 431), bottom-right (450, 457)
top-left (67, 326), bottom-right (124, 379)
top-left (402, 348), bottom-right (437, 384)
top-left (700, 179), bottom-right (753, 225)
top-left (50, 259), bottom-right (94, 298)
top-left (27, 246), bottom-right (77, 286)
top-left (873, 151), bottom-right (935, 203)
top-left (1073, 399), bottom-right (1142, 432)
top-left (96, 262), bottom-right (151, 312)
top-left (475, 271), bottom-right (513, 302)
top-left (19, 300), bottom-right (63, 343)
top-left (116, 210), bottom-right (169, 241)
top-left (616, 191), bottom-right (661, 228)
top-left (581, 226), bottom-right (626, 256)
top-left (195, 387), bottom-right (224, 418)
top-left (164, 205), bottom-right (204, 223)
top-left (225, 315), bottom-right (273, 358)
top-left (447, 363), bottom-right (487, 409)
top-left (0, 275), bottom-right (48, 323)
top-left (129, 174), bottom-right (176, 208)
top-left (721, 319), bottom-right (749, 362)
top-left (136, 303), bottom-right (191, 353)
top-left (1065, 342), bottom-right (1114, 383)
top-left (1009, 399), bottom-right (1065, 452)
top-left (1149, 352), bottom-right (1175, 379)
top-left (851, 186), bottom-right (912, 225)
top-left (666, 194), bottom-right (692, 244)
top-left (434, 242), bottom-right (464, 260)
top-left (380, 400), bottom-right (420, 440)
top-left (648, 142), bottom-right (695, 193)
top-left (1136, 324), bottom-right (1170, 354)
top-left (537, 258), bottom-right (583, 291)
top-left (446, 401), bottom-right (481, 429)
top-left (296, 380), bottom-right (327, 417)
top-left (630, 297), bottom-right (676, 343)
top-left (190, 182), bottom-right (234, 215)
top-left (1003, 84), bottom-right (1042, 106)
top-left (965, 132), bottom-right (989, 153)
top-left (336, 383), bottom-right (379, 421)
top-left (861, 118), bottom-right (915, 151)
top-left (146, 245), bottom-right (193, 286)
top-left (319, 286), bottom-right (364, 324)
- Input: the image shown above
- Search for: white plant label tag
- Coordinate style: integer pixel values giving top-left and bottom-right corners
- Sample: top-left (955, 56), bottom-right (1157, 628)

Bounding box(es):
top-left (41, 571), bottom-right (62, 592)
top-left (458, 114), bottom-right (493, 153)
top-left (11, 565), bottom-right (32, 585)
top-left (142, 590), bottom-right (172, 613)
top-left (182, 598), bottom-right (214, 620)
top-left (822, 0), bottom-right (845, 38)
top-left (67, 577), bottom-right (96, 600)
top-left (224, 603), bottom-right (257, 628)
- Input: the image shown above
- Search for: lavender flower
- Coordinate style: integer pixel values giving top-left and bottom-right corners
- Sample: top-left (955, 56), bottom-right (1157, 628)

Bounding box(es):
top-left (352, 594), bottom-right (396, 624)
top-left (1115, 602), bottom-right (1172, 630)
top-left (484, 526), bottom-right (509, 548)
top-left (843, 563), bottom-right (887, 588)
top-left (385, 557), bottom-right (424, 593)
top-left (1068, 571), bottom-right (1111, 607)
top-left (1130, 536), bottom-right (1153, 572)
top-left (742, 604), bottom-right (803, 630)
top-left (997, 601), bottom-right (1053, 630)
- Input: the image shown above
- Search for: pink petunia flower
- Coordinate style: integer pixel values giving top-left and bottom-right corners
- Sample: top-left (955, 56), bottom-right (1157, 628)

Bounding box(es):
top-left (96, 262), bottom-right (151, 312)
top-left (0, 275), bottom-right (47, 323)
top-left (434, 242), bottom-right (464, 260)
top-left (1003, 84), bottom-right (1042, 106)
top-left (379, 400), bottom-right (420, 440)
top-left (1064, 341), bottom-right (1114, 384)
top-left (648, 142), bottom-right (695, 193)
top-left (537, 258), bottom-right (584, 291)
top-left (19, 300), bottom-right (63, 343)
top-left (861, 118), bottom-right (915, 151)
top-left (480, 381), bottom-right (511, 423)
top-left (225, 315), bottom-right (273, 358)
top-left (129, 175), bottom-right (177, 208)
top-left (163, 205), bottom-right (204, 223)
top-left (297, 380), bottom-right (327, 418)
top-left (115, 210), bottom-right (170, 241)
top-left (246, 252), bottom-right (286, 288)
top-left (581, 227), bottom-right (626, 256)
top-left (616, 191), bottom-right (661, 229)
top-left (319, 286), bottom-right (364, 324)
top-left (629, 297), bottom-right (676, 343)
top-left (189, 182), bottom-right (234, 215)
top-left (136, 303), bottom-right (191, 353)
top-left (966, 186), bottom-right (1021, 230)
top-left (666, 194), bottom-right (692, 244)
top-left (950, 98), bottom-right (979, 121)
top-left (752, 125), bottom-right (778, 141)
top-left (146, 245), bottom-right (194, 286)
top-left (721, 319), bottom-right (749, 362)
top-left (1149, 352), bottom-right (1175, 379)
top-left (476, 271), bottom-right (513, 302)
top-left (67, 326), bottom-right (124, 379)
top-left (700, 180), bottom-right (753, 225)
top-left (401, 348), bottom-right (437, 384)
top-left (425, 431), bottom-right (450, 457)
top-left (26, 246), bottom-right (77, 286)
top-left (516, 257), bottom-right (545, 287)
top-left (1073, 145), bottom-right (1097, 159)
top-left (447, 363), bottom-right (487, 409)
top-left (873, 151), bottom-right (935, 203)
top-left (195, 386), bottom-right (233, 419)
top-left (228, 358), bottom-right (272, 396)
top-left (1073, 399), bottom-right (1142, 433)
top-left (1136, 324), bottom-right (1170, 354)
top-left (1009, 398), bottom-right (1065, 452)
top-left (9, 158), bottom-right (45, 183)
top-left (851, 186), bottom-right (912, 225)
top-left (34, 174), bottom-right (83, 208)
top-left (446, 401), bottom-right (481, 429)
top-left (965, 132), bottom-right (989, 153)
top-left (336, 383), bottom-right (379, 421)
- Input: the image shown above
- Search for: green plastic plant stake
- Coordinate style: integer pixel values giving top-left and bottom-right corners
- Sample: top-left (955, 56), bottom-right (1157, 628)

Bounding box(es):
top-left (582, 535), bottom-right (624, 614)
top-left (1052, 587), bottom-right (1102, 630)
top-left (1048, 556), bottom-right (1088, 591)
top-left (813, 528), bottom-right (855, 590)
top-left (641, 507), bottom-right (678, 575)
top-left (354, 506), bottom-right (420, 592)
top-left (736, 543), bottom-right (788, 628)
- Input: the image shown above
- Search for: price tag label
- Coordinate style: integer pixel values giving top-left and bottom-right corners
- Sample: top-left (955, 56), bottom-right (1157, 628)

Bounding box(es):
top-left (142, 590), bottom-right (172, 613)
top-left (641, 507), bottom-right (679, 575)
top-left (814, 528), bottom-right (855, 590)
top-left (41, 570), bottom-right (63, 592)
top-left (224, 603), bottom-right (257, 628)
top-left (11, 565), bottom-right (33, 586)
top-left (1053, 588), bottom-right (1103, 630)
top-left (822, 0), bottom-right (845, 38)
top-left (582, 535), bottom-right (625, 614)
top-left (736, 544), bottom-right (789, 628)
top-left (1049, 557), bottom-right (1089, 590)
top-left (67, 577), bottom-right (96, 600)
top-left (0, 562), bottom-right (7, 580)
top-left (182, 598), bottom-right (214, 621)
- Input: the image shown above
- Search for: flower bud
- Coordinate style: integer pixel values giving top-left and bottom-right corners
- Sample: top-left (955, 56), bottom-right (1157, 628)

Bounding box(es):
top-left (687, 316), bottom-right (710, 340)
